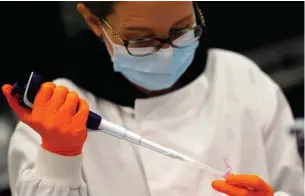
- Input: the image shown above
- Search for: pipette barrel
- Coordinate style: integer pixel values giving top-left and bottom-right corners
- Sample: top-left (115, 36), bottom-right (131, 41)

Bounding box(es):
top-left (11, 71), bottom-right (226, 178)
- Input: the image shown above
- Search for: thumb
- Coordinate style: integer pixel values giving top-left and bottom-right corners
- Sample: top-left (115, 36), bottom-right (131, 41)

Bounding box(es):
top-left (2, 84), bottom-right (31, 122)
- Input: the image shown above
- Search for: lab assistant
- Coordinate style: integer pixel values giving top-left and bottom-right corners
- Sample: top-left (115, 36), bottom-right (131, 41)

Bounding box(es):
top-left (7, 48), bottom-right (303, 196)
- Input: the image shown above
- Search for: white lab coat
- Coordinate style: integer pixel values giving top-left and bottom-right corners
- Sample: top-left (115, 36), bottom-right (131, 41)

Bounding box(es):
top-left (0, 117), bottom-right (13, 190)
top-left (8, 49), bottom-right (303, 196)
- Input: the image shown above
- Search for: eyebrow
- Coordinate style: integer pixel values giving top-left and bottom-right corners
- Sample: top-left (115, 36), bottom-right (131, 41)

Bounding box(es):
top-left (123, 14), bottom-right (194, 32)
top-left (173, 14), bottom-right (193, 26)
top-left (124, 26), bottom-right (153, 32)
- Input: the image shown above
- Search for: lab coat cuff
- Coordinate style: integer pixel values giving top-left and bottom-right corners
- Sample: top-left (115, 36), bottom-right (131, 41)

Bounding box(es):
top-left (274, 191), bottom-right (291, 196)
top-left (34, 147), bottom-right (83, 188)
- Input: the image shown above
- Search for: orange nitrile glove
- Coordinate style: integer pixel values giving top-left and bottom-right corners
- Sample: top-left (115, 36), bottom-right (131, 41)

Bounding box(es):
top-left (2, 82), bottom-right (89, 156)
top-left (212, 174), bottom-right (274, 196)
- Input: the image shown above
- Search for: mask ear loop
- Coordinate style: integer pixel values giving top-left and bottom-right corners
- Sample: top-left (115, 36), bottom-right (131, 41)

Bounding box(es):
top-left (100, 26), bottom-right (116, 45)
top-left (100, 25), bottom-right (117, 59)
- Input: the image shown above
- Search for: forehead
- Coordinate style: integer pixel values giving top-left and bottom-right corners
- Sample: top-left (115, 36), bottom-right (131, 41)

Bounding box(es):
top-left (109, 2), bottom-right (193, 25)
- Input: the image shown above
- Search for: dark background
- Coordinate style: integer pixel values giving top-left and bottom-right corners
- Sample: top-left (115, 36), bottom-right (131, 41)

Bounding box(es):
top-left (0, 2), bottom-right (303, 195)
top-left (0, 1), bottom-right (303, 116)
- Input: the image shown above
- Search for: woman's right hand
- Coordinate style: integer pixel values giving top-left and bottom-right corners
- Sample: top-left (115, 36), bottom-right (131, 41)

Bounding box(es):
top-left (2, 82), bottom-right (89, 156)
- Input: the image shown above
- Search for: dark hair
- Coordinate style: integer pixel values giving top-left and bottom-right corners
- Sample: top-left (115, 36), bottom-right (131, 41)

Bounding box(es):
top-left (82, 1), bottom-right (117, 18)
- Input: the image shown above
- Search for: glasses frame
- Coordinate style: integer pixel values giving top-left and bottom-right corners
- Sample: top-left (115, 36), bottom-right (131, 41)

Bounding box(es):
top-left (101, 2), bottom-right (206, 57)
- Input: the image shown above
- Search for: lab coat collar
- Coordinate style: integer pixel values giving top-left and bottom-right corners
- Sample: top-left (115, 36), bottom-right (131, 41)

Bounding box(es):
top-left (134, 71), bottom-right (210, 122)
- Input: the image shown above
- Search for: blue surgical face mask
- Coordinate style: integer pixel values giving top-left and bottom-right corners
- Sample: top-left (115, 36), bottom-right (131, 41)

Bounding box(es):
top-left (102, 28), bottom-right (199, 91)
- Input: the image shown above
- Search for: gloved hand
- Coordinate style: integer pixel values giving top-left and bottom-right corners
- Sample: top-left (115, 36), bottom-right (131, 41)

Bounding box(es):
top-left (212, 174), bottom-right (274, 196)
top-left (2, 82), bottom-right (89, 156)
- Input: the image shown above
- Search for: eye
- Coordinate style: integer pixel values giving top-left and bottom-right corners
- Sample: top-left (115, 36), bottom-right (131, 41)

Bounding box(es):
top-left (122, 34), bottom-right (146, 41)
top-left (170, 24), bottom-right (192, 34)
top-left (132, 40), bottom-right (154, 47)
top-left (122, 32), bottom-right (155, 41)
top-left (129, 39), bottom-right (160, 48)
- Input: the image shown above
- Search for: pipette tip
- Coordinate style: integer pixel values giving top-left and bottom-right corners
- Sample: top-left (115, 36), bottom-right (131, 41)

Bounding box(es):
top-left (178, 153), bottom-right (226, 178)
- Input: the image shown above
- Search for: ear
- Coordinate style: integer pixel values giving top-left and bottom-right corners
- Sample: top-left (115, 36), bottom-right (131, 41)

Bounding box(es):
top-left (77, 3), bottom-right (103, 37)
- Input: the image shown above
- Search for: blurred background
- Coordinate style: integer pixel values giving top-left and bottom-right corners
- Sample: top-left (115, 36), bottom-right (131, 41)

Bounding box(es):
top-left (0, 2), bottom-right (303, 196)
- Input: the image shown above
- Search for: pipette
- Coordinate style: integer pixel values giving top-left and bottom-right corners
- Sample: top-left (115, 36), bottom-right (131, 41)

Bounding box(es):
top-left (11, 72), bottom-right (227, 178)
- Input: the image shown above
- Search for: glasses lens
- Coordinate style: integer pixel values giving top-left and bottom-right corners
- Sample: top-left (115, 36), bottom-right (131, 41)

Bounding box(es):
top-left (171, 26), bottom-right (202, 48)
top-left (127, 38), bottom-right (161, 56)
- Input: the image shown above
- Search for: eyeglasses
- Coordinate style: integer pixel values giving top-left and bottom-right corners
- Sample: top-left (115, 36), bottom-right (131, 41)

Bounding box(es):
top-left (101, 2), bottom-right (206, 57)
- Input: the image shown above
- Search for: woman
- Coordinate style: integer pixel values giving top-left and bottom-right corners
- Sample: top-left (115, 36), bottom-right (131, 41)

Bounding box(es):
top-left (2, 2), bottom-right (303, 196)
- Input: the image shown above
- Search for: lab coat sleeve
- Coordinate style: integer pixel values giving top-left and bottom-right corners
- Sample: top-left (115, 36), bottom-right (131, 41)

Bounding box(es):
top-left (263, 85), bottom-right (304, 196)
top-left (8, 122), bottom-right (87, 196)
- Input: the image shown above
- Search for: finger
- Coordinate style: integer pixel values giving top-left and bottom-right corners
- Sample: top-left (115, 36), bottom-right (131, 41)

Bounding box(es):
top-left (212, 180), bottom-right (250, 196)
top-left (33, 82), bottom-right (56, 108)
top-left (46, 86), bottom-right (69, 113)
top-left (73, 99), bottom-right (89, 123)
top-left (226, 175), bottom-right (273, 192)
top-left (2, 84), bottom-right (31, 122)
top-left (59, 91), bottom-right (79, 117)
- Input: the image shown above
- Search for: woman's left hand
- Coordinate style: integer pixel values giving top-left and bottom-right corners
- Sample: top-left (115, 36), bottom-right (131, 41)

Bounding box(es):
top-left (212, 174), bottom-right (274, 196)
